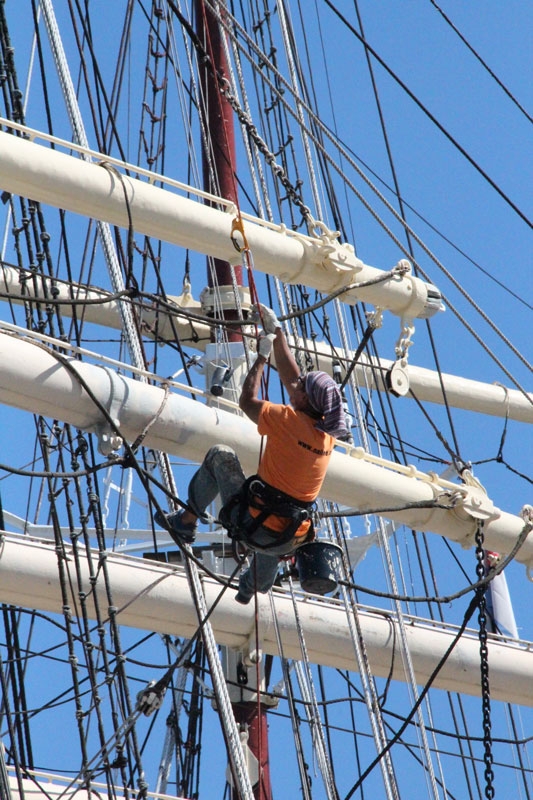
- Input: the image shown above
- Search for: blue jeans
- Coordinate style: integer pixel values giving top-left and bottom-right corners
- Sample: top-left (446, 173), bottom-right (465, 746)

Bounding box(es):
top-left (188, 445), bottom-right (280, 602)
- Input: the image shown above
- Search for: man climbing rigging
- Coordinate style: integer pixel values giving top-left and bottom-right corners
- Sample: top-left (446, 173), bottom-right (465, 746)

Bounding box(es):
top-left (155, 303), bottom-right (348, 604)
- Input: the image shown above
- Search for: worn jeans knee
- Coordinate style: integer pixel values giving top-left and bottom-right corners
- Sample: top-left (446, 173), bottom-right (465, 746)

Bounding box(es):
top-left (188, 444), bottom-right (246, 518)
top-left (204, 444), bottom-right (238, 475)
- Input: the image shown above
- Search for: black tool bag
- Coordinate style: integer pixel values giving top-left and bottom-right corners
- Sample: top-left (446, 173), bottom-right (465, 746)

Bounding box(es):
top-left (219, 475), bottom-right (315, 553)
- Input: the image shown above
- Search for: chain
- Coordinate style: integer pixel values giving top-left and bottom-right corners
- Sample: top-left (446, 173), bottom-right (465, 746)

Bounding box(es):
top-left (166, 0), bottom-right (313, 228)
top-left (219, 78), bottom-right (313, 226)
top-left (475, 521), bottom-right (495, 799)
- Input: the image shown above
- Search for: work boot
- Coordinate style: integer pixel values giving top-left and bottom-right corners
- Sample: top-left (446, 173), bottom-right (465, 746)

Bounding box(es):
top-left (155, 508), bottom-right (197, 545)
top-left (234, 590), bottom-right (252, 605)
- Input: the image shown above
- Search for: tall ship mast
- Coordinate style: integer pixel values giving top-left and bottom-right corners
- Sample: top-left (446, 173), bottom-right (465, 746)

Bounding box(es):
top-left (0, 3), bottom-right (531, 799)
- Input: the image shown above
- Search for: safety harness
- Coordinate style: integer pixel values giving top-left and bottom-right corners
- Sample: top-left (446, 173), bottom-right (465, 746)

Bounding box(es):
top-left (219, 474), bottom-right (315, 553)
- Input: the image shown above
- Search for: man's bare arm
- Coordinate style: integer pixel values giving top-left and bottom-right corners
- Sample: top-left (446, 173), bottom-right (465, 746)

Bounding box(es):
top-left (239, 352), bottom-right (267, 424)
top-left (252, 303), bottom-right (300, 393)
top-left (272, 327), bottom-right (300, 393)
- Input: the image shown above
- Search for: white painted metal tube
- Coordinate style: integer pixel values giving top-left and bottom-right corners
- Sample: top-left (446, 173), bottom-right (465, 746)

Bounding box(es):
top-left (0, 331), bottom-right (529, 564)
top-left (292, 341), bottom-right (533, 424)
top-left (7, 773), bottom-right (121, 800)
top-left (0, 264), bottom-right (211, 347)
top-left (0, 129), bottom-right (440, 319)
top-left (0, 533), bottom-right (531, 706)
top-left (6, 767), bottom-right (178, 800)
top-left (0, 259), bottom-right (529, 421)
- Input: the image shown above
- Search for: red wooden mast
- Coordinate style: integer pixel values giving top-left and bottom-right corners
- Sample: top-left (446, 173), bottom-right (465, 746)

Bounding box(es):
top-left (195, 3), bottom-right (273, 798)
top-left (195, 0), bottom-right (243, 343)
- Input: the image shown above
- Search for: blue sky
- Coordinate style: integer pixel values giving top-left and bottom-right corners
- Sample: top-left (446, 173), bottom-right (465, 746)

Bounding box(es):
top-left (0, 2), bottom-right (532, 798)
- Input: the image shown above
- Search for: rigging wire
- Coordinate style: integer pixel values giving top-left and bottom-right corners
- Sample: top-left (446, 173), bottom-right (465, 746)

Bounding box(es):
top-left (268, 680), bottom-right (533, 751)
top-left (17, 313), bottom-right (257, 792)
top-left (231, 9), bottom-right (402, 797)
top-left (292, 6), bottom-right (455, 757)
top-left (46, 9), bottom-right (257, 785)
top-left (266, 593), bottom-right (319, 800)
top-left (429, 0), bottom-right (533, 126)
top-left (350, 0), bottom-right (464, 488)
top-left (284, 7), bottom-right (528, 764)
top-left (339, 376), bottom-right (443, 796)
top-left (0, 5), bottom-right (212, 792)
top-left (244, 0), bottom-right (533, 316)
top-left (288, 579), bottom-right (341, 799)
top-left (204, 32), bottom-right (528, 788)
top-left (1, 3), bottom-right (532, 796)
top-left (200, 0), bottom-right (533, 398)
top-left (344, 589), bottom-right (481, 800)
top-left (204, 6), bottom-right (528, 792)
top-left (321, 0), bottom-right (532, 231)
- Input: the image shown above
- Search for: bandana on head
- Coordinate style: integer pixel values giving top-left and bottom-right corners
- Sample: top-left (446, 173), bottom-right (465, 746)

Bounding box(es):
top-left (304, 371), bottom-right (348, 439)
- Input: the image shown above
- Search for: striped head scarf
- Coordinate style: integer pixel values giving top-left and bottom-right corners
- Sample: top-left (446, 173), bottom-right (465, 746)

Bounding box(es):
top-left (304, 371), bottom-right (348, 439)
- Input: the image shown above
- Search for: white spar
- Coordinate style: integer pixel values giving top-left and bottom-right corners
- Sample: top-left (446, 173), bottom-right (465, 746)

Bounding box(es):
top-left (0, 264), bottom-right (212, 347)
top-left (0, 126), bottom-right (442, 320)
top-left (0, 264), bottom-right (531, 423)
top-left (0, 330), bottom-right (530, 566)
top-left (293, 340), bottom-right (533, 424)
top-left (0, 532), bottom-right (531, 706)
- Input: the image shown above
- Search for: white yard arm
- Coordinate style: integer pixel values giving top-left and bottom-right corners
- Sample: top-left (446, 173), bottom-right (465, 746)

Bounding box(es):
top-left (286, 337), bottom-right (533, 424)
top-left (6, 772), bottom-right (162, 800)
top-left (0, 125), bottom-right (441, 320)
top-left (0, 263), bottom-right (530, 423)
top-left (0, 263), bottom-right (212, 347)
top-left (0, 330), bottom-right (529, 566)
top-left (0, 532), bottom-right (531, 706)
top-left (6, 771), bottom-right (181, 800)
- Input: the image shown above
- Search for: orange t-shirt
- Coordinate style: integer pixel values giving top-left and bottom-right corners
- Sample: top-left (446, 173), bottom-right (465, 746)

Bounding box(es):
top-left (252, 402), bottom-right (334, 535)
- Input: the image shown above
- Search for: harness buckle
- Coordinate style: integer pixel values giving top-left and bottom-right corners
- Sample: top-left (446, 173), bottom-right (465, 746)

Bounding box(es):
top-left (219, 475), bottom-right (315, 554)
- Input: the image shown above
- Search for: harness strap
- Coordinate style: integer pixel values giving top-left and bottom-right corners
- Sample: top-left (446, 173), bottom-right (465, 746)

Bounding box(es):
top-left (219, 475), bottom-right (315, 552)
top-left (247, 476), bottom-right (314, 511)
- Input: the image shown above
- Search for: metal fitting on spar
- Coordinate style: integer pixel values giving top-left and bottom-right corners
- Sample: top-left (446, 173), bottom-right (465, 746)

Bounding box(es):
top-left (416, 281), bottom-right (445, 319)
top-left (390, 263), bottom-right (444, 320)
top-left (303, 240), bottom-right (445, 321)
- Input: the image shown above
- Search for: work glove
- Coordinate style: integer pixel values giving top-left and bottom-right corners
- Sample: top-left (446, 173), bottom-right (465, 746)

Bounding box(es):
top-left (257, 333), bottom-right (275, 359)
top-left (251, 303), bottom-right (281, 335)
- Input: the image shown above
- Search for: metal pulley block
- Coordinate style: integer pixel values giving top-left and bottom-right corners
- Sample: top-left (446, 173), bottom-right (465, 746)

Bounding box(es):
top-left (136, 680), bottom-right (166, 716)
top-left (387, 359), bottom-right (410, 397)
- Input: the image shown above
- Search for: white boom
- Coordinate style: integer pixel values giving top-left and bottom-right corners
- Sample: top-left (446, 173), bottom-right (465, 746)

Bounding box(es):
top-left (0, 330), bottom-right (530, 565)
top-left (0, 532), bottom-right (531, 706)
top-left (0, 124), bottom-right (442, 320)
top-left (1, 265), bottom-right (530, 423)
top-left (289, 340), bottom-right (533, 423)
top-left (6, 768), bottom-right (181, 800)
top-left (0, 264), bottom-right (212, 348)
